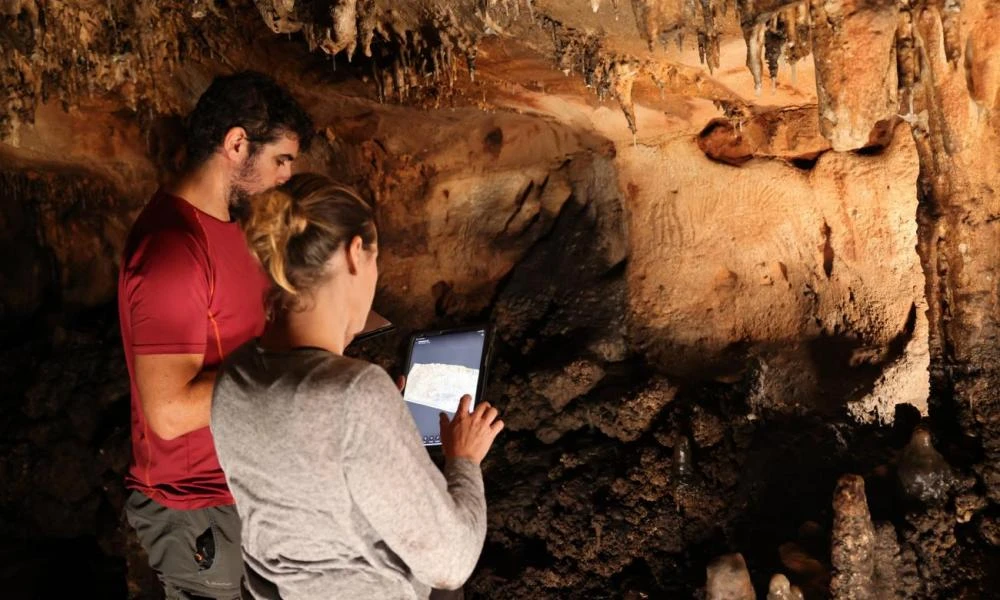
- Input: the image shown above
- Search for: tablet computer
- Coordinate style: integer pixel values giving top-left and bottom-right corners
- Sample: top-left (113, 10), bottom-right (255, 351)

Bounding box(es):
top-left (351, 310), bottom-right (395, 345)
top-left (403, 325), bottom-right (493, 446)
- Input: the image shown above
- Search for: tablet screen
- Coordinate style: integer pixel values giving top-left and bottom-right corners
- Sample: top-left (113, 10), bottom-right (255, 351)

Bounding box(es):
top-left (403, 327), bottom-right (489, 446)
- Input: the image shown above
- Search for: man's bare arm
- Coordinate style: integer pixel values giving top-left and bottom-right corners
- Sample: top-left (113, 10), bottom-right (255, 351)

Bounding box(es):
top-left (134, 353), bottom-right (217, 440)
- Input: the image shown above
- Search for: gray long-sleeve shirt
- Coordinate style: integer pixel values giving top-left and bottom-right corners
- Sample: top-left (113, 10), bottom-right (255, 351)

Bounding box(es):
top-left (211, 342), bottom-right (487, 599)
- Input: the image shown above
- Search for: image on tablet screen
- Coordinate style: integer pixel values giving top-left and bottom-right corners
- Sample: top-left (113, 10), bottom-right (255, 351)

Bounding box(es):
top-left (404, 329), bottom-right (486, 443)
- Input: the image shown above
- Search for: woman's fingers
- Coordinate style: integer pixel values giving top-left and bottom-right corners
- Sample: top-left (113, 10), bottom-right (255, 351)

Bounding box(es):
top-left (455, 394), bottom-right (472, 417)
top-left (441, 398), bottom-right (504, 464)
top-left (482, 405), bottom-right (499, 425)
top-left (471, 400), bottom-right (489, 418)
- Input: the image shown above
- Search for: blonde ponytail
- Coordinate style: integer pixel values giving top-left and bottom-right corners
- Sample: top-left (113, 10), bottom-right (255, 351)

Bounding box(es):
top-left (245, 188), bottom-right (298, 296)
top-left (243, 173), bottom-right (376, 318)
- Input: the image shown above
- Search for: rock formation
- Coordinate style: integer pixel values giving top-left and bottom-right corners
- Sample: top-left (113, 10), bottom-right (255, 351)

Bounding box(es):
top-left (896, 425), bottom-right (953, 506)
top-left (706, 553), bottom-right (756, 600)
top-left (830, 475), bottom-right (877, 599)
top-left (2, 0), bottom-right (1000, 597)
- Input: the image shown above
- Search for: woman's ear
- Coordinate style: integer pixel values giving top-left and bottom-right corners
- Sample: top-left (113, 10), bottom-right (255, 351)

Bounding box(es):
top-left (345, 236), bottom-right (364, 275)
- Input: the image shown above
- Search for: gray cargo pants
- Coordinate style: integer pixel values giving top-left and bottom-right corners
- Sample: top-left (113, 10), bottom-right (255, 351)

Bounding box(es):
top-left (125, 491), bottom-right (244, 600)
top-left (126, 490), bottom-right (465, 600)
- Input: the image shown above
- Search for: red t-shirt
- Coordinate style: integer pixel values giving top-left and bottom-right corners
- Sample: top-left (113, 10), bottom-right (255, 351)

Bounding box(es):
top-left (118, 191), bottom-right (268, 510)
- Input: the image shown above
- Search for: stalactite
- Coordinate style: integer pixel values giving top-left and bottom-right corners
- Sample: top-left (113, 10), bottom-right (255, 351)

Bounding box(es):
top-left (631, 0), bottom-right (659, 51)
top-left (940, 0), bottom-right (963, 66)
top-left (430, 46), bottom-right (441, 85)
top-left (547, 32), bottom-right (756, 136)
top-left (764, 13), bottom-right (786, 90)
top-left (254, 0), bottom-right (300, 33)
top-left (610, 60), bottom-right (639, 135)
top-left (1, 0), bottom-right (219, 139)
top-left (372, 62), bottom-right (384, 103)
top-left (358, 0), bottom-right (377, 58)
top-left (712, 98), bottom-right (752, 124)
top-left (329, 0), bottom-right (359, 57)
top-left (463, 46), bottom-right (475, 82)
top-left (896, 7), bottom-right (920, 120)
top-left (734, 1), bottom-right (814, 93)
top-left (747, 19), bottom-right (767, 95)
top-left (783, 3), bottom-right (810, 84)
top-left (699, 0), bottom-right (722, 73)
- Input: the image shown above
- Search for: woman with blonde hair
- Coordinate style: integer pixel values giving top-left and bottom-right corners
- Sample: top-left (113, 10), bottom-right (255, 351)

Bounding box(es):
top-left (211, 173), bottom-right (503, 599)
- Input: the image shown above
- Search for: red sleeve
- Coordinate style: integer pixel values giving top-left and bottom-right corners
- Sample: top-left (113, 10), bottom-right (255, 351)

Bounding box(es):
top-left (125, 228), bottom-right (210, 355)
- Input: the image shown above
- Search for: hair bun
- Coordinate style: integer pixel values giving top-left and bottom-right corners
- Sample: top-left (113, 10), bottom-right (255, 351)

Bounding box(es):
top-left (288, 206), bottom-right (309, 237)
top-left (244, 188), bottom-right (298, 296)
top-left (245, 173), bottom-right (377, 321)
top-left (251, 188), bottom-right (294, 231)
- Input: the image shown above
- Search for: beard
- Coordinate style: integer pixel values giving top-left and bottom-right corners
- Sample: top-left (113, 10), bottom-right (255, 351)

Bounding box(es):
top-left (228, 150), bottom-right (263, 224)
top-left (228, 186), bottom-right (251, 223)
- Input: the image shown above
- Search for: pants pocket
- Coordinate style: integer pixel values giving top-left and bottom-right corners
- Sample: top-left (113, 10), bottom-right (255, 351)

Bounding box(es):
top-left (194, 526), bottom-right (216, 571)
top-left (196, 507), bottom-right (244, 592)
top-left (125, 491), bottom-right (242, 597)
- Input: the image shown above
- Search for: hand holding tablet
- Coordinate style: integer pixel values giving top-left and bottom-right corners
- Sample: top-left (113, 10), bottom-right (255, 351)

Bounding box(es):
top-left (402, 325), bottom-right (494, 446)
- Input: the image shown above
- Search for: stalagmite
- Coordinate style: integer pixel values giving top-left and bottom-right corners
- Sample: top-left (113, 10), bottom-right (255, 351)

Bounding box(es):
top-left (897, 426), bottom-right (953, 506)
top-left (830, 475), bottom-right (876, 599)
top-left (766, 574), bottom-right (803, 600)
top-left (767, 573), bottom-right (792, 600)
top-left (706, 553), bottom-right (755, 600)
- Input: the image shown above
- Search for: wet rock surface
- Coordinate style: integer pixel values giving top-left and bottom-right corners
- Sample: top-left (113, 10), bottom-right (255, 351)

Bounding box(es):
top-left (0, 307), bottom-right (130, 597)
top-left (2, 0), bottom-right (1000, 598)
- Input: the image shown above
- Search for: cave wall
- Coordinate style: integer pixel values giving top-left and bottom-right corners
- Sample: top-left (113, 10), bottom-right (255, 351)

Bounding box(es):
top-left (908, 1), bottom-right (1000, 504)
top-left (2, 0), bottom-right (1000, 598)
top-left (621, 126), bottom-right (923, 403)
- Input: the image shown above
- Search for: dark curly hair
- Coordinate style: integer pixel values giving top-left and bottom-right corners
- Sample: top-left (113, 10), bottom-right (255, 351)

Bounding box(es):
top-left (184, 71), bottom-right (314, 170)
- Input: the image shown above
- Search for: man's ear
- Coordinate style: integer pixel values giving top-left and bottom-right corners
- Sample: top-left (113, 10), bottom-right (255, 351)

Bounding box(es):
top-left (345, 236), bottom-right (363, 275)
top-left (222, 127), bottom-right (249, 161)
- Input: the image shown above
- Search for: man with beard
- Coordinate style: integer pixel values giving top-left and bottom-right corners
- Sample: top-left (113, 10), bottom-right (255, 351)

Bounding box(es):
top-left (118, 71), bottom-right (313, 599)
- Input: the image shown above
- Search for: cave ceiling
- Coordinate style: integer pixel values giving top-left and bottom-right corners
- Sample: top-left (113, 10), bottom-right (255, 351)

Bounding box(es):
top-left (2, 0), bottom-right (951, 153)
